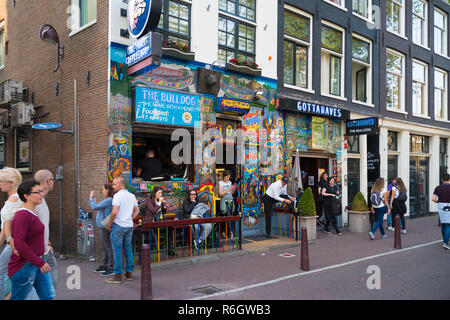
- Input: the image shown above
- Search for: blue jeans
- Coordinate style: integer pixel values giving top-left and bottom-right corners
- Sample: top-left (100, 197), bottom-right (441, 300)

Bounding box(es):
top-left (371, 206), bottom-right (387, 236)
top-left (387, 212), bottom-right (403, 227)
top-left (441, 223), bottom-right (450, 245)
top-left (110, 224), bottom-right (134, 275)
top-left (10, 261), bottom-right (55, 300)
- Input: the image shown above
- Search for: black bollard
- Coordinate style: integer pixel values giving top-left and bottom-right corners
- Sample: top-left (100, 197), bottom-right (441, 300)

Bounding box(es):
top-left (140, 243), bottom-right (153, 300)
top-left (300, 226), bottom-right (310, 271)
top-left (438, 216), bottom-right (441, 227)
top-left (394, 216), bottom-right (402, 249)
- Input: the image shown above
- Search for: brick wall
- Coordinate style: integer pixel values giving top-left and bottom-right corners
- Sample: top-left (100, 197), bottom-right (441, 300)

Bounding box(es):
top-left (0, 0), bottom-right (109, 256)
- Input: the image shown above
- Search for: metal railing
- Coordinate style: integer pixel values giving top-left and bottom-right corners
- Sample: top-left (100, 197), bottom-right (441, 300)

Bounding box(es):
top-left (134, 216), bottom-right (242, 264)
top-left (272, 208), bottom-right (300, 241)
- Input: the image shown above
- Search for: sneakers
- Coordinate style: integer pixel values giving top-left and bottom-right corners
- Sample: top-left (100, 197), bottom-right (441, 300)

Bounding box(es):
top-left (368, 232), bottom-right (375, 240)
top-left (105, 273), bottom-right (122, 284)
top-left (336, 230), bottom-right (342, 236)
top-left (123, 272), bottom-right (133, 281)
top-left (323, 228), bottom-right (331, 234)
top-left (94, 265), bottom-right (107, 273)
top-left (401, 229), bottom-right (407, 234)
top-left (387, 226), bottom-right (394, 231)
top-left (443, 243), bottom-right (450, 250)
top-left (100, 269), bottom-right (114, 277)
top-left (382, 235), bottom-right (388, 240)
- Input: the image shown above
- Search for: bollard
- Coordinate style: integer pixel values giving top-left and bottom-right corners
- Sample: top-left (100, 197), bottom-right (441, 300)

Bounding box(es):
top-left (394, 216), bottom-right (402, 249)
top-left (300, 226), bottom-right (310, 271)
top-left (140, 243), bottom-right (153, 300)
top-left (438, 216), bottom-right (441, 227)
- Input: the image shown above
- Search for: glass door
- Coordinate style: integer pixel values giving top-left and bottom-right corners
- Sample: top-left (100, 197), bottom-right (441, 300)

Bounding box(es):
top-left (409, 156), bottom-right (429, 217)
top-left (347, 158), bottom-right (360, 206)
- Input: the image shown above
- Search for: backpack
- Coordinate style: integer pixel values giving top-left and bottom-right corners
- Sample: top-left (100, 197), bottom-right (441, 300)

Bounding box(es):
top-left (370, 192), bottom-right (383, 206)
top-left (397, 191), bottom-right (407, 202)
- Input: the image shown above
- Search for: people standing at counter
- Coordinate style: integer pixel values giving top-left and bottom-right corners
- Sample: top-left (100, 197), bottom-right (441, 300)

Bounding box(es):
top-left (135, 149), bottom-right (163, 181)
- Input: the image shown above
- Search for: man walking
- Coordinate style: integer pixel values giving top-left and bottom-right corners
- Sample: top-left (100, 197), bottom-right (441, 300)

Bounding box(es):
top-left (106, 177), bottom-right (140, 284)
top-left (34, 169), bottom-right (58, 289)
top-left (262, 176), bottom-right (295, 238)
top-left (432, 173), bottom-right (450, 250)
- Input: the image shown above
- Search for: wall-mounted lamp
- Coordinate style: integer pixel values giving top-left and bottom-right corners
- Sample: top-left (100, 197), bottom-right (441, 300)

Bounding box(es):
top-left (39, 24), bottom-right (64, 72)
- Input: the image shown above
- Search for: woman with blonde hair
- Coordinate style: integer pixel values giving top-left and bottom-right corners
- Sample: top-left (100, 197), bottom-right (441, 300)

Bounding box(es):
top-left (369, 177), bottom-right (390, 240)
top-left (0, 167), bottom-right (23, 299)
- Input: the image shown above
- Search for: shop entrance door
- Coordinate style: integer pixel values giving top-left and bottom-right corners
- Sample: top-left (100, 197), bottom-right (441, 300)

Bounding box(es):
top-left (409, 156), bottom-right (429, 217)
top-left (299, 157), bottom-right (329, 211)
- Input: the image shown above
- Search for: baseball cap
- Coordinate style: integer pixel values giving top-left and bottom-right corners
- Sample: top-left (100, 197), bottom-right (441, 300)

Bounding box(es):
top-left (282, 176), bottom-right (289, 183)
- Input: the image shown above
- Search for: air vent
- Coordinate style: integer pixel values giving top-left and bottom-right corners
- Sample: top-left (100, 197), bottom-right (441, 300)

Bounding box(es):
top-left (191, 286), bottom-right (222, 296)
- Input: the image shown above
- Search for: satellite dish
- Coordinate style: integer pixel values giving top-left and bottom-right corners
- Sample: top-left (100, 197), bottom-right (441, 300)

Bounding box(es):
top-left (32, 123), bottom-right (62, 130)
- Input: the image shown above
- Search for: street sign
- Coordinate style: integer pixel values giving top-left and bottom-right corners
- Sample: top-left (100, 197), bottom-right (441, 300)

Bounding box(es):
top-left (32, 123), bottom-right (62, 130)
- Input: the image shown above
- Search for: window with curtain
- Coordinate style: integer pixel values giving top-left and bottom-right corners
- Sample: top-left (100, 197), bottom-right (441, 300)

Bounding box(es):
top-left (352, 36), bottom-right (371, 103)
top-left (321, 23), bottom-right (344, 97)
top-left (412, 60), bottom-right (428, 116)
top-left (353, 0), bottom-right (369, 18)
top-left (79, 0), bottom-right (97, 27)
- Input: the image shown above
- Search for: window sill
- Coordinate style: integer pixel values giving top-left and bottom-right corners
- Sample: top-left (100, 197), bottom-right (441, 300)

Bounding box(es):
top-left (386, 30), bottom-right (408, 41)
top-left (321, 92), bottom-right (347, 101)
top-left (69, 20), bottom-right (97, 37)
top-left (352, 100), bottom-right (374, 108)
top-left (434, 117), bottom-right (450, 123)
top-left (323, 1), bottom-right (348, 12)
top-left (352, 12), bottom-right (372, 24)
top-left (386, 107), bottom-right (408, 115)
top-left (412, 42), bottom-right (430, 51)
top-left (284, 83), bottom-right (315, 94)
top-left (219, 11), bottom-right (257, 27)
top-left (412, 114), bottom-right (431, 119)
top-left (434, 52), bottom-right (450, 60)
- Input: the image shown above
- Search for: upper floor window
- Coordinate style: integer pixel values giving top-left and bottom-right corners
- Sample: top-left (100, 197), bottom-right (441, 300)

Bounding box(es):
top-left (435, 68), bottom-right (448, 121)
top-left (386, 0), bottom-right (404, 36)
top-left (386, 49), bottom-right (405, 111)
top-left (219, 0), bottom-right (256, 22)
top-left (324, 0), bottom-right (345, 9)
top-left (353, 0), bottom-right (370, 19)
top-left (158, 0), bottom-right (191, 47)
top-left (352, 35), bottom-right (372, 104)
top-left (0, 23), bottom-right (4, 68)
top-left (412, 0), bottom-right (428, 47)
top-left (434, 9), bottom-right (448, 56)
top-left (412, 60), bottom-right (428, 117)
top-left (283, 9), bottom-right (312, 90)
top-left (79, 0), bottom-right (97, 27)
top-left (218, 15), bottom-right (255, 66)
top-left (321, 22), bottom-right (345, 97)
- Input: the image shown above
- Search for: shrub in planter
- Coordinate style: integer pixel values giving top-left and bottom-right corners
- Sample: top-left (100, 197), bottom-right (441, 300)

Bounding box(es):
top-left (297, 187), bottom-right (316, 216)
top-left (351, 192), bottom-right (369, 211)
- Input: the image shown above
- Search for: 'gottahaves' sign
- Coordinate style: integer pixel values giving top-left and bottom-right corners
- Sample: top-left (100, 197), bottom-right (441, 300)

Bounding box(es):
top-left (346, 117), bottom-right (378, 136)
top-left (133, 86), bottom-right (200, 127)
top-left (127, 0), bottom-right (162, 39)
top-left (278, 98), bottom-right (349, 120)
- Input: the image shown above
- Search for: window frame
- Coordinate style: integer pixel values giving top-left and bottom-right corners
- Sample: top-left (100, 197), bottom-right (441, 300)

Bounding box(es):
top-left (158, 0), bottom-right (192, 47)
top-left (0, 21), bottom-right (5, 69)
top-left (434, 67), bottom-right (448, 121)
top-left (412, 0), bottom-right (428, 48)
top-left (385, 49), bottom-right (405, 113)
top-left (386, 0), bottom-right (405, 37)
top-left (283, 7), bottom-right (313, 91)
top-left (434, 8), bottom-right (448, 56)
top-left (352, 0), bottom-right (372, 21)
top-left (412, 59), bottom-right (429, 118)
top-left (323, 0), bottom-right (347, 11)
top-left (69, 0), bottom-right (97, 36)
top-left (219, 0), bottom-right (256, 22)
top-left (352, 34), bottom-right (372, 105)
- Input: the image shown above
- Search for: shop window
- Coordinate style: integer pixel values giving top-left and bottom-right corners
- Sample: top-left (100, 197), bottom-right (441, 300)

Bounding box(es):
top-left (412, 0), bottom-right (428, 47)
top-left (435, 68), bottom-right (448, 121)
top-left (434, 8), bottom-right (447, 56)
top-left (353, 0), bottom-right (370, 19)
top-left (386, 0), bottom-right (404, 37)
top-left (218, 16), bottom-right (255, 66)
top-left (410, 134), bottom-right (429, 153)
top-left (321, 22), bottom-right (345, 98)
top-left (386, 49), bottom-right (405, 112)
top-left (388, 131), bottom-right (398, 151)
top-left (440, 138), bottom-right (448, 179)
top-left (347, 158), bottom-right (360, 206)
top-left (0, 23), bottom-right (4, 68)
top-left (412, 60), bottom-right (428, 117)
top-left (283, 9), bottom-right (312, 90)
top-left (158, 0), bottom-right (191, 47)
top-left (352, 35), bottom-right (371, 104)
top-left (347, 135), bottom-right (360, 153)
top-left (388, 155), bottom-right (398, 184)
top-left (219, 0), bottom-right (256, 22)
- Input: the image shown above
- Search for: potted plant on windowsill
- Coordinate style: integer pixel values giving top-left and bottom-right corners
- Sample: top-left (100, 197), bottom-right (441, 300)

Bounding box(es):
top-left (162, 40), bottom-right (195, 61)
top-left (225, 58), bottom-right (262, 77)
top-left (297, 187), bottom-right (318, 241)
top-left (348, 192), bottom-right (371, 233)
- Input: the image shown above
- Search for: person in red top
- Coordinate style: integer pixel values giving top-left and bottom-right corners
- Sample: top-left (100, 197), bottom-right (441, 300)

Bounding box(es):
top-left (8, 180), bottom-right (54, 300)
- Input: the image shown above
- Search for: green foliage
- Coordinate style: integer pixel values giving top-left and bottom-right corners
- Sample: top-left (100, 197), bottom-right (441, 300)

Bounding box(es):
top-left (351, 192), bottom-right (369, 211)
top-left (297, 187), bottom-right (316, 216)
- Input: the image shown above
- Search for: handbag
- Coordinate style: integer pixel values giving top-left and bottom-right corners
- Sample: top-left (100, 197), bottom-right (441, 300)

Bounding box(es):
top-left (154, 209), bottom-right (165, 221)
top-left (101, 215), bottom-right (111, 229)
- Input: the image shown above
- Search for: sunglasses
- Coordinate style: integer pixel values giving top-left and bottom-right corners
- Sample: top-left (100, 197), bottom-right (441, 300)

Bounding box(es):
top-left (190, 193), bottom-right (197, 196)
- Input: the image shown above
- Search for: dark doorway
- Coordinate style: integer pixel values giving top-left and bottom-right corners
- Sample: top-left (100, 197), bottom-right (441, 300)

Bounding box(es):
top-left (299, 157), bottom-right (329, 211)
top-left (409, 156), bottom-right (429, 217)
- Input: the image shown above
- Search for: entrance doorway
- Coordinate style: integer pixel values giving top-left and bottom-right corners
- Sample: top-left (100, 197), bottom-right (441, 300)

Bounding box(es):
top-left (409, 156), bottom-right (429, 217)
top-left (299, 157), bottom-right (329, 210)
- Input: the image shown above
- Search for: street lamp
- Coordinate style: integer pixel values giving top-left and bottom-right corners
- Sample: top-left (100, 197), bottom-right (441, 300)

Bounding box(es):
top-left (39, 24), bottom-right (64, 72)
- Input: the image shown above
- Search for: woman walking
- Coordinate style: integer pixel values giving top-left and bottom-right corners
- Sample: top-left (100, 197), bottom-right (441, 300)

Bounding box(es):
top-left (0, 167), bottom-right (23, 299)
top-left (390, 177), bottom-right (408, 234)
top-left (89, 183), bottom-right (115, 277)
top-left (321, 177), bottom-right (342, 235)
top-left (8, 180), bottom-right (54, 300)
top-left (369, 178), bottom-right (389, 240)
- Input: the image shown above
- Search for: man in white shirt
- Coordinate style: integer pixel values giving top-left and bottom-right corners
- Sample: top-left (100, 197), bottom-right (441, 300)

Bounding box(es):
top-left (34, 169), bottom-right (58, 289)
top-left (105, 177), bottom-right (139, 284)
top-left (263, 176), bottom-right (295, 238)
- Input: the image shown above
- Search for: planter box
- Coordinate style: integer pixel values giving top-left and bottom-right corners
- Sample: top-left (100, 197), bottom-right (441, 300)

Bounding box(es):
top-left (299, 215), bottom-right (318, 241)
top-left (225, 62), bottom-right (262, 77)
top-left (348, 210), bottom-right (371, 233)
top-left (162, 47), bottom-right (195, 61)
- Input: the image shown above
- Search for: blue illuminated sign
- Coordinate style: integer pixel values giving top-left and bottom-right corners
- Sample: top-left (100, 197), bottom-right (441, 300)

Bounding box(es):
top-left (126, 34), bottom-right (151, 66)
top-left (134, 86), bottom-right (200, 127)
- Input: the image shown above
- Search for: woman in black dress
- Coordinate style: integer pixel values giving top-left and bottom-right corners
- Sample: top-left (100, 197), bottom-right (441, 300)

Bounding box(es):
top-left (321, 177), bottom-right (342, 235)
